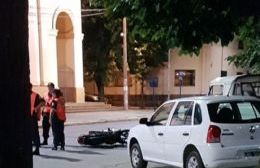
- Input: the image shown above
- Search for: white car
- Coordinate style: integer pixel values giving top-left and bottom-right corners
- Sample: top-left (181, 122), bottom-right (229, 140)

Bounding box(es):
top-left (208, 74), bottom-right (260, 97)
top-left (128, 96), bottom-right (260, 168)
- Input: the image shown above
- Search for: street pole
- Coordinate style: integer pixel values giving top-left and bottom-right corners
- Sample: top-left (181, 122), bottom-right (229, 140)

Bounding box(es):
top-left (123, 17), bottom-right (128, 110)
top-left (153, 87), bottom-right (155, 111)
top-left (179, 79), bottom-right (182, 98)
top-left (167, 49), bottom-right (171, 100)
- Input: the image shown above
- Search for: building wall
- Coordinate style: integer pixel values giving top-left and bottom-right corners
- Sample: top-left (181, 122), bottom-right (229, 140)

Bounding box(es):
top-left (201, 42), bottom-right (245, 94)
top-left (28, 0), bottom-right (85, 102)
top-left (29, 1), bottom-right (41, 85)
top-left (97, 41), bottom-right (246, 106)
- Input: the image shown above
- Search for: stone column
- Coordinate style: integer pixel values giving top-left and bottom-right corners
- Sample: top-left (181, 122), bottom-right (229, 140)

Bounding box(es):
top-left (73, 32), bottom-right (85, 102)
top-left (41, 28), bottom-right (58, 87)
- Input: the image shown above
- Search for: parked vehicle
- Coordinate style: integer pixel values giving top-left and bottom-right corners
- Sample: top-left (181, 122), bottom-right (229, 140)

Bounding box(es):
top-left (78, 128), bottom-right (129, 146)
top-left (85, 94), bottom-right (99, 102)
top-left (128, 96), bottom-right (260, 168)
top-left (208, 74), bottom-right (260, 97)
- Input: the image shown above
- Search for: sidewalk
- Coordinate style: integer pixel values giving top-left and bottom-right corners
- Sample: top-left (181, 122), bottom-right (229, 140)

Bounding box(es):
top-left (39, 109), bottom-right (154, 127)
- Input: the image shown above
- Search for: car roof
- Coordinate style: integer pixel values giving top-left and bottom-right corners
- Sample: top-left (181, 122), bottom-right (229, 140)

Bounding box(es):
top-left (209, 74), bottom-right (260, 86)
top-left (209, 75), bottom-right (243, 86)
top-left (164, 95), bottom-right (260, 104)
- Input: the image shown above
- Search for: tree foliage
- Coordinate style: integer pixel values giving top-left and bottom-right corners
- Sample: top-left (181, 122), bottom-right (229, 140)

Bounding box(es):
top-left (99, 0), bottom-right (237, 55)
top-left (128, 40), bottom-right (167, 80)
top-left (82, 15), bottom-right (115, 99)
top-left (227, 17), bottom-right (260, 74)
top-left (82, 0), bottom-right (168, 99)
top-left (95, 0), bottom-right (259, 55)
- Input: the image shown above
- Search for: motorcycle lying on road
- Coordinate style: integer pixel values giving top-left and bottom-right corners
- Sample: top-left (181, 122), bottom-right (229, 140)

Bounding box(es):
top-left (77, 128), bottom-right (129, 146)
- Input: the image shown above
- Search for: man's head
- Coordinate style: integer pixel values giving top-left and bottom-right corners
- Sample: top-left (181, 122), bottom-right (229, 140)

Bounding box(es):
top-left (52, 89), bottom-right (61, 98)
top-left (47, 82), bottom-right (55, 92)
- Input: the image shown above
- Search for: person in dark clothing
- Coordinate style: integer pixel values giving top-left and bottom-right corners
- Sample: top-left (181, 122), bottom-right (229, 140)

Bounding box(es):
top-left (30, 84), bottom-right (44, 155)
top-left (50, 89), bottom-right (66, 151)
top-left (41, 82), bottom-right (55, 145)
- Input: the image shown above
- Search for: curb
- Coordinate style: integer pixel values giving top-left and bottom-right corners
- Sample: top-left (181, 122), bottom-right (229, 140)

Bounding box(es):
top-left (38, 117), bottom-right (145, 128)
top-left (63, 118), bottom-right (140, 127)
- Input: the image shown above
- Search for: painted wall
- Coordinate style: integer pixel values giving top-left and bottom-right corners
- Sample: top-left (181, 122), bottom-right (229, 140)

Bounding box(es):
top-left (28, 0), bottom-right (85, 102)
top-left (101, 41), bottom-right (245, 98)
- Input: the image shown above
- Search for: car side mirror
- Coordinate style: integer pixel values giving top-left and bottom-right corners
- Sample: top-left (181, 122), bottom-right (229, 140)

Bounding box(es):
top-left (139, 118), bottom-right (148, 125)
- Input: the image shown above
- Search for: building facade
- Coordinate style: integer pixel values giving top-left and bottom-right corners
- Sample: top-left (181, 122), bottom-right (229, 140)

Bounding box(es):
top-left (29, 0), bottom-right (85, 102)
top-left (28, 0), bottom-right (243, 104)
top-left (85, 41), bottom-right (244, 106)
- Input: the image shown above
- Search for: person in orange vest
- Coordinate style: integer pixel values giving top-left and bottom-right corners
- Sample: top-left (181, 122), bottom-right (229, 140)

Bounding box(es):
top-left (41, 82), bottom-right (55, 145)
top-left (50, 89), bottom-right (66, 150)
top-left (30, 84), bottom-right (44, 155)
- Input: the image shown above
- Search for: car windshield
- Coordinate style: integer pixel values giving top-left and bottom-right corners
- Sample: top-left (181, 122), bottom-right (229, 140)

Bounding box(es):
top-left (207, 101), bottom-right (260, 123)
top-left (209, 85), bottom-right (224, 95)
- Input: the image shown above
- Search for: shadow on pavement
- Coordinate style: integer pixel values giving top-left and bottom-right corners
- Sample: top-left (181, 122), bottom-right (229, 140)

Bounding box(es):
top-left (40, 145), bottom-right (104, 155)
top-left (38, 154), bottom-right (81, 162)
top-left (65, 149), bottom-right (104, 155)
top-left (85, 144), bottom-right (127, 149)
top-left (66, 144), bottom-right (127, 149)
top-left (40, 146), bottom-right (52, 149)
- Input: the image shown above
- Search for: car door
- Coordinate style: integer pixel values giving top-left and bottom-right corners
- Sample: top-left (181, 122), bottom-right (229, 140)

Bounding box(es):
top-left (140, 102), bottom-right (175, 161)
top-left (164, 101), bottom-right (194, 164)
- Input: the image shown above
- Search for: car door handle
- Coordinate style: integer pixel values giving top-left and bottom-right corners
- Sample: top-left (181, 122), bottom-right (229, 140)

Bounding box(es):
top-left (158, 133), bottom-right (164, 136)
top-left (182, 133), bottom-right (189, 136)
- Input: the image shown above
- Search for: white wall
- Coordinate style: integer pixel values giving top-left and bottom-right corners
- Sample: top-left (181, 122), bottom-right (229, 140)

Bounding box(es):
top-left (29, 0), bottom-right (85, 102)
top-left (201, 42), bottom-right (245, 94)
top-left (103, 41), bottom-right (246, 97)
top-left (28, 1), bottom-right (41, 85)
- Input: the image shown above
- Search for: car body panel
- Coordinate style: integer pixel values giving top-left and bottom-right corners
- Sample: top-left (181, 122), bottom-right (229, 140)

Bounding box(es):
top-left (164, 125), bottom-right (191, 163)
top-left (128, 96), bottom-right (260, 168)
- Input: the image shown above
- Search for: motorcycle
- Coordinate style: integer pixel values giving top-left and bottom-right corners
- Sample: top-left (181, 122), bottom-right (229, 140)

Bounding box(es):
top-left (77, 128), bottom-right (129, 146)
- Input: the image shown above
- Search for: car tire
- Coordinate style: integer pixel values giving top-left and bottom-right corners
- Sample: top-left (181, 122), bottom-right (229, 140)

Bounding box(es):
top-left (185, 151), bottom-right (204, 168)
top-left (130, 143), bottom-right (148, 168)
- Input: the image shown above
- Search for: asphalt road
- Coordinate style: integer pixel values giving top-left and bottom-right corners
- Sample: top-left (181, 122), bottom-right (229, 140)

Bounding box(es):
top-left (34, 121), bottom-right (174, 168)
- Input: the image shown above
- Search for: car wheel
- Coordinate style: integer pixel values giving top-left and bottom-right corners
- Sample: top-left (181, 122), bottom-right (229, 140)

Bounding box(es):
top-left (130, 143), bottom-right (148, 168)
top-left (185, 151), bottom-right (204, 168)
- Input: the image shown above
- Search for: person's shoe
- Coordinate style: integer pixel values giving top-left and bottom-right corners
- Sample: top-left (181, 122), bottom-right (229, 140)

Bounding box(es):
top-left (52, 146), bottom-right (57, 150)
top-left (60, 146), bottom-right (65, 151)
top-left (41, 140), bottom-right (48, 145)
top-left (33, 149), bottom-right (40, 155)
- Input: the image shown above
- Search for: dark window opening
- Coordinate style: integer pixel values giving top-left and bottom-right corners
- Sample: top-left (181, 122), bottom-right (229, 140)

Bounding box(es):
top-left (174, 70), bottom-right (195, 86)
top-left (221, 71), bottom-right (227, 77)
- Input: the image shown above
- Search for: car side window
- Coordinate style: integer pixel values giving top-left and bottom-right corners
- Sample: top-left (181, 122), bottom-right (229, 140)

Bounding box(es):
top-left (170, 101), bottom-right (194, 126)
top-left (150, 102), bottom-right (175, 126)
top-left (194, 104), bottom-right (202, 125)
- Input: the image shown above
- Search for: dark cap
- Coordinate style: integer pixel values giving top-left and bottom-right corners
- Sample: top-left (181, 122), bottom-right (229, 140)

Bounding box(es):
top-left (47, 82), bottom-right (55, 88)
top-left (52, 89), bottom-right (61, 98)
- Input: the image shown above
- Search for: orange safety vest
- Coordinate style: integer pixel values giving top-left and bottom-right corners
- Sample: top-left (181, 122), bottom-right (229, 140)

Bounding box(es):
top-left (43, 92), bottom-right (52, 113)
top-left (54, 97), bottom-right (66, 122)
top-left (30, 92), bottom-right (41, 121)
top-left (30, 92), bottom-right (37, 116)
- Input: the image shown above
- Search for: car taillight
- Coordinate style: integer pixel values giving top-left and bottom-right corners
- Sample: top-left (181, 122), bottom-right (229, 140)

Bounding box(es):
top-left (207, 125), bottom-right (221, 143)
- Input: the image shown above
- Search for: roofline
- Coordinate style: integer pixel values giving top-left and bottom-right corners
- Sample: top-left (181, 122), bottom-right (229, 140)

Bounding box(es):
top-left (164, 95), bottom-right (260, 104)
top-left (209, 74), bottom-right (260, 86)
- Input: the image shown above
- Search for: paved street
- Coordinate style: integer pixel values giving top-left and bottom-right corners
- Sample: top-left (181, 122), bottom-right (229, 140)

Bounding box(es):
top-left (38, 109), bottom-right (154, 127)
top-left (34, 121), bottom-right (174, 168)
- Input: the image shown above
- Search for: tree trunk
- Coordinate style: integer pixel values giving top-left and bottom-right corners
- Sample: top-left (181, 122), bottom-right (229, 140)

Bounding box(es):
top-left (0, 1), bottom-right (32, 168)
top-left (96, 79), bottom-right (105, 102)
top-left (140, 79), bottom-right (145, 109)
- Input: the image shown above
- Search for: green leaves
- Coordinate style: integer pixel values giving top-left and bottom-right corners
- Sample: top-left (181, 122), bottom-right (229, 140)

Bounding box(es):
top-left (227, 17), bottom-right (260, 74)
top-left (101, 0), bottom-right (246, 55)
top-left (84, 0), bottom-right (260, 84)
